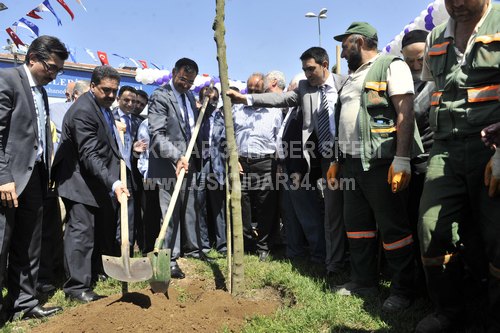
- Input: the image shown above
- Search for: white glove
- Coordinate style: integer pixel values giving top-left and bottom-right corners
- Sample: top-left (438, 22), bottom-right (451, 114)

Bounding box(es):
top-left (387, 156), bottom-right (411, 193)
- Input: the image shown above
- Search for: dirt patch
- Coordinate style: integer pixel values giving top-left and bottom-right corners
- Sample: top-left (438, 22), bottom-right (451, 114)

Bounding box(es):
top-left (30, 260), bottom-right (281, 333)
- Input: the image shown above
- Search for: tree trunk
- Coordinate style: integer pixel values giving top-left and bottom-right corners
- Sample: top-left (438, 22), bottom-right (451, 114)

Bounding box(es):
top-left (213, 0), bottom-right (245, 295)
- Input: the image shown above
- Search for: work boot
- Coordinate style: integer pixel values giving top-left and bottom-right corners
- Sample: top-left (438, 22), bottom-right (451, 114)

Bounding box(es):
top-left (415, 313), bottom-right (452, 333)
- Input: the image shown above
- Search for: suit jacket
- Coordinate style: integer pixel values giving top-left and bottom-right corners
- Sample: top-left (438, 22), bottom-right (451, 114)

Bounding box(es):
top-left (0, 66), bottom-right (52, 195)
top-left (52, 92), bottom-right (121, 207)
top-left (252, 74), bottom-right (346, 170)
top-left (148, 84), bottom-right (200, 180)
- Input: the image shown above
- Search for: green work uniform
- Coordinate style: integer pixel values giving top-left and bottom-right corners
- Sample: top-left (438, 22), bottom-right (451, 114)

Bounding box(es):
top-left (338, 55), bottom-right (422, 296)
top-left (419, 5), bottom-right (500, 330)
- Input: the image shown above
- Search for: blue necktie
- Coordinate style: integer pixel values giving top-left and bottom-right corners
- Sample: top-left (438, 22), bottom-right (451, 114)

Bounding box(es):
top-left (317, 85), bottom-right (333, 157)
top-left (181, 93), bottom-right (192, 141)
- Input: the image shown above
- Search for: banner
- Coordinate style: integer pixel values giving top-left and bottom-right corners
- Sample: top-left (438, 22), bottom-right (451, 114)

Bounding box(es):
top-left (97, 51), bottom-right (109, 65)
top-left (13, 18), bottom-right (40, 36)
top-left (0, 3), bottom-right (7, 11)
top-left (56, 0), bottom-right (74, 20)
top-left (6, 28), bottom-right (25, 47)
top-left (43, 0), bottom-right (62, 26)
top-left (75, 0), bottom-right (87, 11)
top-left (139, 60), bottom-right (148, 69)
top-left (85, 48), bottom-right (98, 62)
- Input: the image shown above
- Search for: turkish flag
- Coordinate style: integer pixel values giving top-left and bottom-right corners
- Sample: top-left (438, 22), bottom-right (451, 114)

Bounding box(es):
top-left (6, 28), bottom-right (25, 47)
top-left (138, 60), bottom-right (148, 69)
top-left (97, 51), bottom-right (109, 65)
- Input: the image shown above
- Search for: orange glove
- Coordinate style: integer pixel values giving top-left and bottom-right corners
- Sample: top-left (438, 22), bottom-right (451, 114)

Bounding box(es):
top-left (387, 156), bottom-right (411, 193)
top-left (484, 149), bottom-right (500, 197)
top-left (326, 162), bottom-right (340, 190)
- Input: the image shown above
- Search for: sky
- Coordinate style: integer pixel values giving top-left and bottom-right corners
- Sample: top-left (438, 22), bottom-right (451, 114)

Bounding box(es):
top-left (2, 0), bottom-right (432, 84)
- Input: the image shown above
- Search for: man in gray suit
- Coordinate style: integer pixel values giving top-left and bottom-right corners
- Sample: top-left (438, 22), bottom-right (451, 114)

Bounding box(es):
top-left (148, 58), bottom-right (207, 279)
top-left (0, 35), bottom-right (68, 322)
top-left (227, 46), bottom-right (348, 276)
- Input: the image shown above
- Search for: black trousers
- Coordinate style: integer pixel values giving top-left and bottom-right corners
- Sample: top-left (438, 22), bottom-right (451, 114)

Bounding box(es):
top-left (62, 196), bottom-right (116, 294)
top-left (239, 156), bottom-right (278, 252)
top-left (0, 163), bottom-right (44, 315)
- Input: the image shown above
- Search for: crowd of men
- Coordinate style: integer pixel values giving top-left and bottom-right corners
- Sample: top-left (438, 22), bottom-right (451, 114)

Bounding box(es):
top-left (0, 0), bottom-right (499, 331)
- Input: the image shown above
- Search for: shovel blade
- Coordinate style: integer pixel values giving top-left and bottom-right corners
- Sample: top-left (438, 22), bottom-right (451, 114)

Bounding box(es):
top-left (102, 255), bottom-right (153, 283)
top-left (147, 249), bottom-right (171, 293)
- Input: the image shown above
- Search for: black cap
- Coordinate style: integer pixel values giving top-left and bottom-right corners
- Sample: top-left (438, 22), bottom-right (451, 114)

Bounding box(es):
top-left (401, 30), bottom-right (428, 48)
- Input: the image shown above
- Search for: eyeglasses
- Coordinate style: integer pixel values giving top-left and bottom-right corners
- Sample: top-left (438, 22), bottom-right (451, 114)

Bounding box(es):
top-left (41, 60), bottom-right (64, 75)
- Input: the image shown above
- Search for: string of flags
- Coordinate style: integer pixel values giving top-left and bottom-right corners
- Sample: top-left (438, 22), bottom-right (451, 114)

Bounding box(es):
top-left (4, 0), bottom-right (152, 69)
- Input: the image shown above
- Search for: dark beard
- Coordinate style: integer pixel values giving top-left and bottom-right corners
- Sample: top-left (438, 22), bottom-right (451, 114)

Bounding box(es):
top-left (347, 52), bottom-right (362, 72)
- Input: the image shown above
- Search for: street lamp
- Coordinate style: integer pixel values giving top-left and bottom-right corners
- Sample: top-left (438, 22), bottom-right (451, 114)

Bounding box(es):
top-left (305, 8), bottom-right (328, 47)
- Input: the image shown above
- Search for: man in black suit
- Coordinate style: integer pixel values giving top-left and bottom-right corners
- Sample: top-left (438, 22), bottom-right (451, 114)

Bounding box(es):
top-left (0, 35), bottom-right (68, 322)
top-left (52, 65), bottom-right (129, 303)
top-left (148, 58), bottom-right (207, 279)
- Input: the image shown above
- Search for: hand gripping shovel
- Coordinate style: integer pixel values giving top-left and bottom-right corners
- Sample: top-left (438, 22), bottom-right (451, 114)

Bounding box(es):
top-left (148, 85), bottom-right (213, 294)
top-left (102, 126), bottom-right (153, 283)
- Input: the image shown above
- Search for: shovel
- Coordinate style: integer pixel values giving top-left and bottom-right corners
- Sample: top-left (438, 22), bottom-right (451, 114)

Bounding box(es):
top-left (148, 84), bottom-right (213, 294)
top-left (102, 125), bottom-right (153, 283)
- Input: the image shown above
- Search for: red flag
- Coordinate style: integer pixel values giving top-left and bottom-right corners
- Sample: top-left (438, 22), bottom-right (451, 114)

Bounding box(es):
top-left (138, 60), bottom-right (148, 69)
top-left (97, 51), bottom-right (109, 65)
top-left (6, 27), bottom-right (25, 47)
top-left (56, 0), bottom-right (74, 20)
top-left (27, 9), bottom-right (43, 19)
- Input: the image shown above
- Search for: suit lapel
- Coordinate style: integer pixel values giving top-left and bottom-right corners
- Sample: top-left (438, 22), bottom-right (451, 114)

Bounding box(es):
top-left (17, 67), bottom-right (39, 139)
top-left (165, 85), bottom-right (188, 139)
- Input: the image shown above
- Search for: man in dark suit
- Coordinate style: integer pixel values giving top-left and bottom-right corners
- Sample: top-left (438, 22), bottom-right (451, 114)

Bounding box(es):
top-left (148, 57), bottom-right (206, 279)
top-left (227, 47), bottom-right (348, 276)
top-left (0, 35), bottom-right (68, 322)
top-left (52, 65), bottom-right (129, 303)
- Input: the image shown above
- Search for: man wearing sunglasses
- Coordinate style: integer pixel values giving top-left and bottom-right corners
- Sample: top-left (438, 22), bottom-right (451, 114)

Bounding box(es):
top-left (0, 35), bottom-right (68, 323)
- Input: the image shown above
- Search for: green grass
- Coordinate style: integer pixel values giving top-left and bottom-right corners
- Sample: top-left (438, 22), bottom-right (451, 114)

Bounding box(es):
top-left (0, 252), bottom-right (487, 332)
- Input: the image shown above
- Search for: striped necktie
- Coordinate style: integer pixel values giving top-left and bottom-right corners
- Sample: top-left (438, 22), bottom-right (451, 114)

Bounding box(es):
top-left (32, 86), bottom-right (46, 161)
top-left (317, 85), bottom-right (332, 157)
top-left (181, 93), bottom-right (192, 142)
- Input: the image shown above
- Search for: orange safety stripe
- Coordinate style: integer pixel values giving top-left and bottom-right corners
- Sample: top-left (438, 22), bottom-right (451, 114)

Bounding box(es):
top-left (475, 33), bottom-right (500, 44)
top-left (346, 230), bottom-right (377, 239)
top-left (490, 263), bottom-right (500, 279)
top-left (428, 41), bottom-right (450, 56)
top-left (371, 126), bottom-right (396, 134)
top-left (430, 91), bottom-right (442, 106)
top-left (421, 252), bottom-right (459, 267)
top-left (365, 81), bottom-right (387, 91)
top-left (467, 84), bottom-right (500, 103)
top-left (383, 235), bottom-right (413, 251)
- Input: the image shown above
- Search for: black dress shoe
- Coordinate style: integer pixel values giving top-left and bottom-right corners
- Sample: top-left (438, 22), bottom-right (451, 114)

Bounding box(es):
top-left (258, 250), bottom-right (270, 262)
top-left (170, 263), bottom-right (185, 279)
top-left (65, 290), bottom-right (105, 303)
top-left (21, 305), bottom-right (62, 319)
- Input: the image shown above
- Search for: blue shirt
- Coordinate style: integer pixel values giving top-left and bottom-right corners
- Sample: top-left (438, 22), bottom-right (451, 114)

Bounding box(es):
top-left (232, 105), bottom-right (282, 157)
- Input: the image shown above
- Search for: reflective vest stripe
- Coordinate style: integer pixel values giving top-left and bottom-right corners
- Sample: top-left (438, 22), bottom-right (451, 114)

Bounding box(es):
top-left (430, 91), bottom-right (442, 106)
top-left (467, 84), bottom-right (500, 103)
top-left (346, 230), bottom-right (377, 239)
top-left (371, 126), bottom-right (396, 134)
top-left (383, 234), bottom-right (413, 251)
top-left (428, 41), bottom-right (450, 56)
top-left (365, 81), bottom-right (387, 91)
top-left (490, 263), bottom-right (500, 279)
top-left (475, 33), bottom-right (500, 44)
top-left (421, 252), bottom-right (459, 267)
